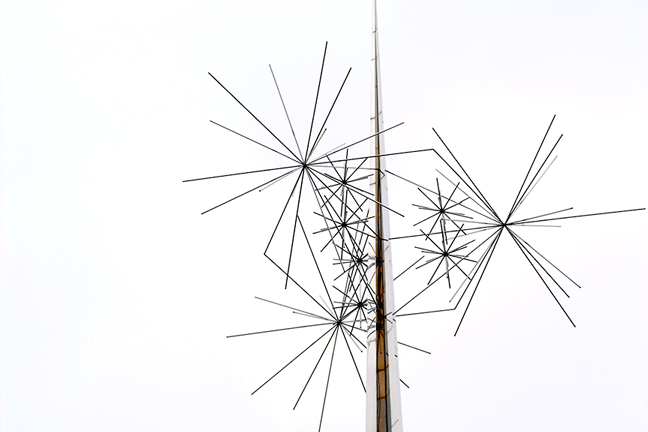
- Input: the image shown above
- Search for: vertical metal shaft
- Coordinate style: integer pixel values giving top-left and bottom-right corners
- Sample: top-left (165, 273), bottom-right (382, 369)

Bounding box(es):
top-left (366, 1), bottom-right (403, 431)
top-left (375, 132), bottom-right (390, 432)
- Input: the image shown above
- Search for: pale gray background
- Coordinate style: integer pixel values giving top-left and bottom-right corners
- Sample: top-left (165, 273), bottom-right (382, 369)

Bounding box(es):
top-left (2, 1), bottom-right (647, 431)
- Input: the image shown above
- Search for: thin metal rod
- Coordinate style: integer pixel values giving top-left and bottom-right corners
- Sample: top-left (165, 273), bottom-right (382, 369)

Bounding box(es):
top-left (318, 329), bottom-right (339, 432)
top-left (254, 296), bottom-right (331, 322)
top-left (511, 207), bottom-right (573, 224)
top-left (454, 228), bottom-right (504, 336)
top-left (227, 322), bottom-right (332, 339)
top-left (184, 163), bottom-right (297, 183)
top-left (200, 169), bottom-right (296, 214)
top-left (308, 68), bottom-right (353, 161)
top-left (340, 327), bottom-right (366, 391)
top-left (506, 115), bottom-right (556, 221)
top-left (508, 230), bottom-right (581, 288)
top-left (208, 72), bottom-right (301, 162)
top-left (397, 341), bottom-right (431, 355)
top-left (509, 134), bottom-right (563, 219)
top-left (305, 42), bottom-right (328, 159)
top-left (209, 120), bottom-right (299, 163)
top-left (298, 216), bottom-right (337, 314)
top-left (393, 257), bottom-right (424, 281)
top-left (310, 122), bottom-right (404, 163)
top-left (506, 227), bottom-right (576, 327)
top-left (507, 229), bottom-right (571, 297)
top-left (269, 64), bottom-right (303, 160)
top-left (431, 147), bottom-right (500, 222)
top-left (432, 129), bottom-right (501, 221)
top-left (293, 328), bottom-right (338, 410)
top-left (283, 172), bottom-right (306, 289)
top-left (510, 155), bottom-right (558, 218)
top-left (511, 208), bottom-right (645, 225)
top-left (264, 253), bottom-right (336, 320)
top-left (314, 147), bottom-right (433, 166)
top-left (251, 326), bottom-right (335, 395)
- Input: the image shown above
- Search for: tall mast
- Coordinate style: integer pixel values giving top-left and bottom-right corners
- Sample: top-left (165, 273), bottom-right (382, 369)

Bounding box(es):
top-left (366, 1), bottom-right (403, 431)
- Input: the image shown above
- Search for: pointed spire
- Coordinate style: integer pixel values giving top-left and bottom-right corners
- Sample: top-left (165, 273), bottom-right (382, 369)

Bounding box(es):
top-left (366, 1), bottom-right (403, 431)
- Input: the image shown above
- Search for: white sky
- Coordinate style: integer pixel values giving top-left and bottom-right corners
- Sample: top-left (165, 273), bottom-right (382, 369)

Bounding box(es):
top-left (2, 1), bottom-right (647, 431)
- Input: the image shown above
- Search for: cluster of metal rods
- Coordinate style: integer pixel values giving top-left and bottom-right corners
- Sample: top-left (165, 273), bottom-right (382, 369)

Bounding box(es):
top-left (184, 44), bottom-right (644, 431)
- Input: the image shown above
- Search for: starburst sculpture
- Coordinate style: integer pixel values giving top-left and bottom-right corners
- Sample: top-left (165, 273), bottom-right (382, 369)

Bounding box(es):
top-left (188, 109), bottom-right (643, 430)
top-left (183, 43), bottom-right (409, 292)
top-left (185, 4), bottom-right (644, 432)
top-left (225, 217), bottom-right (369, 430)
top-left (390, 116), bottom-right (644, 337)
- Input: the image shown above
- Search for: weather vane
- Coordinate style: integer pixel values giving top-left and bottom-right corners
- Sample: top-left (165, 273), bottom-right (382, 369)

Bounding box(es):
top-left (184, 1), bottom-right (644, 431)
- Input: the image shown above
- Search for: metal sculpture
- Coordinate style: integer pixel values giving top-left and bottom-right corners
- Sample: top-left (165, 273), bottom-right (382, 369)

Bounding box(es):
top-left (184, 1), bottom-right (644, 431)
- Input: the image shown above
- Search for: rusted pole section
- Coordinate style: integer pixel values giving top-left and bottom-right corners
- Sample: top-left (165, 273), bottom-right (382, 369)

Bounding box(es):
top-left (375, 183), bottom-right (391, 432)
top-left (374, 118), bottom-right (390, 431)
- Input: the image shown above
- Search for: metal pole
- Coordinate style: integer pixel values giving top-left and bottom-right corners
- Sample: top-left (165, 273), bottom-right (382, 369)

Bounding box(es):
top-left (366, 1), bottom-right (403, 431)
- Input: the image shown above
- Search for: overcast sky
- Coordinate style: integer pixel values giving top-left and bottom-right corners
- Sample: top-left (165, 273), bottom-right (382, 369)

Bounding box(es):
top-left (2, 1), bottom-right (647, 431)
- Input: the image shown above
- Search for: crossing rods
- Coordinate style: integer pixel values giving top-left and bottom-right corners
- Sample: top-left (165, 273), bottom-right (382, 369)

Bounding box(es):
top-left (187, 1), bottom-right (645, 431)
